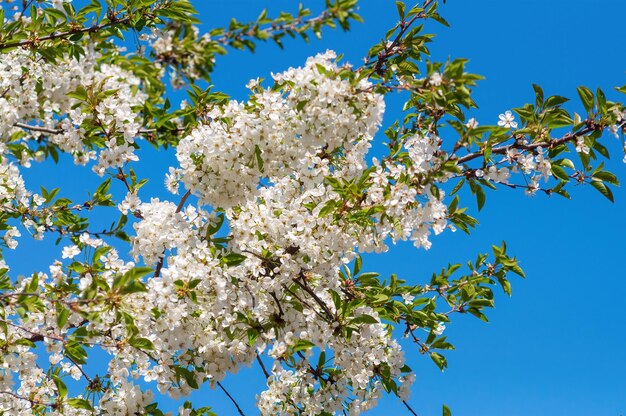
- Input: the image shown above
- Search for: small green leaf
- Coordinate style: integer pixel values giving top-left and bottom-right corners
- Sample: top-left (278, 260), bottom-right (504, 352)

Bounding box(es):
top-left (129, 337), bottom-right (155, 351)
top-left (353, 255), bottom-right (362, 276)
top-left (576, 86), bottom-right (594, 114)
top-left (544, 95), bottom-right (569, 108)
top-left (551, 165), bottom-right (570, 182)
top-left (351, 314), bottom-right (379, 325)
top-left (590, 180), bottom-right (614, 202)
top-left (254, 144), bottom-right (264, 173)
top-left (52, 373), bottom-right (68, 397)
top-left (66, 398), bottom-right (94, 410)
top-left (221, 253), bottom-right (247, 266)
top-left (532, 84), bottom-right (544, 108)
top-left (56, 303), bottom-right (70, 329)
top-left (592, 171), bottom-right (619, 186)
top-left (430, 352), bottom-right (448, 370)
top-left (396, 1), bottom-right (406, 18)
top-left (292, 339), bottom-right (315, 353)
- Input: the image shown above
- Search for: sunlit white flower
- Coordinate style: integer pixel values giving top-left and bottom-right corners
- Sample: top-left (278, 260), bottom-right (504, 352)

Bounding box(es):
top-left (497, 110), bottom-right (518, 129)
top-left (61, 245), bottom-right (80, 259)
top-left (429, 72), bottom-right (443, 86)
top-left (466, 117), bottom-right (478, 129)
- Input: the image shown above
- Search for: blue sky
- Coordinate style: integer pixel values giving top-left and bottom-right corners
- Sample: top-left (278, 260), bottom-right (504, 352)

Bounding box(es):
top-left (7, 1), bottom-right (626, 415)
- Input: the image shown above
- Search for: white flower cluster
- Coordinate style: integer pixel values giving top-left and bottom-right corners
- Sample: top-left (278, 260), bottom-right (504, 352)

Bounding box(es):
top-left (505, 146), bottom-right (552, 195)
top-left (365, 133), bottom-right (449, 250)
top-left (0, 48), bottom-right (146, 171)
top-left (257, 306), bottom-right (411, 415)
top-left (2, 50), bottom-right (552, 415)
top-left (111, 52), bottom-right (434, 413)
top-left (131, 198), bottom-right (208, 266)
top-left (176, 51), bottom-right (384, 208)
top-left (0, 157), bottom-right (34, 248)
top-left (0, 47), bottom-right (146, 249)
top-left (0, 158), bottom-right (28, 207)
top-left (148, 26), bottom-right (214, 88)
top-left (0, 270), bottom-right (91, 415)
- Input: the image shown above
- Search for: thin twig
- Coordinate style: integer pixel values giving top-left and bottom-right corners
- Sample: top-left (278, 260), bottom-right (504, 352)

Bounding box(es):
top-left (256, 353), bottom-right (270, 379)
top-left (0, 318), bottom-right (63, 342)
top-left (281, 283), bottom-right (328, 322)
top-left (217, 381), bottom-right (246, 416)
top-left (0, 390), bottom-right (55, 408)
top-left (403, 400), bottom-right (419, 416)
top-left (13, 122), bottom-right (178, 136)
top-left (153, 190), bottom-right (191, 278)
top-left (363, 0), bottom-right (435, 72)
top-left (292, 275), bottom-right (335, 321)
top-left (65, 354), bottom-right (93, 384)
top-left (116, 167), bottom-right (133, 193)
top-left (269, 291), bottom-right (284, 317)
top-left (14, 122), bottom-right (62, 134)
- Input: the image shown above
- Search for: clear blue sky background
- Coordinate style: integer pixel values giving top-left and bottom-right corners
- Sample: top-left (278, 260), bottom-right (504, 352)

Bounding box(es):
top-left (6, 1), bottom-right (626, 415)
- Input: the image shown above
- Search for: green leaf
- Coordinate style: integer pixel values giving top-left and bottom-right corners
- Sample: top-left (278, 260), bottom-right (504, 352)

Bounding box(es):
top-left (590, 180), bottom-right (614, 202)
top-left (356, 272), bottom-right (380, 281)
top-left (129, 337), bottom-right (155, 351)
top-left (44, 8), bottom-right (68, 22)
top-left (443, 404), bottom-right (452, 416)
top-left (592, 171), bottom-right (619, 186)
top-left (592, 141), bottom-right (610, 159)
top-left (130, 267), bottom-right (154, 279)
top-left (351, 314), bottom-right (379, 325)
top-left (14, 338), bottom-right (36, 348)
top-left (544, 95), bottom-right (569, 108)
top-left (121, 279), bottom-right (148, 295)
top-left (93, 246), bottom-right (113, 262)
top-left (551, 165), bottom-right (570, 182)
top-left (318, 200), bottom-right (337, 217)
top-left (206, 213), bottom-right (225, 236)
top-left (64, 341), bottom-right (88, 365)
top-left (67, 86), bottom-right (88, 101)
top-left (430, 352), bottom-right (447, 370)
top-left (532, 84), bottom-right (544, 108)
top-left (56, 303), bottom-right (70, 329)
top-left (254, 144), bottom-right (264, 173)
top-left (554, 158), bottom-right (575, 170)
top-left (510, 263), bottom-right (525, 278)
top-left (396, 1), bottom-right (406, 18)
top-left (596, 88), bottom-right (607, 113)
top-left (52, 373), bottom-right (67, 398)
top-left (353, 255), bottom-right (362, 276)
top-left (450, 178), bottom-right (464, 196)
top-left (292, 339), bottom-right (315, 352)
top-left (470, 180), bottom-right (486, 211)
top-left (576, 86), bottom-right (594, 113)
top-left (66, 398), bottom-right (94, 410)
top-left (221, 252), bottom-right (247, 266)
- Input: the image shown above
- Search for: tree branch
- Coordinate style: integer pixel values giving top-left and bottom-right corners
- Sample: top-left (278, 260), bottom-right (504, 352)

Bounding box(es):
top-left (456, 124), bottom-right (597, 164)
top-left (256, 353), bottom-right (270, 379)
top-left (363, 0), bottom-right (435, 73)
top-left (0, 390), bottom-right (55, 409)
top-left (292, 274), bottom-right (335, 321)
top-left (0, 17), bottom-right (131, 51)
top-left (403, 400), bottom-right (419, 416)
top-left (217, 381), bottom-right (246, 416)
top-left (13, 122), bottom-right (181, 136)
top-left (0, 319), bottom-right (63, 342)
